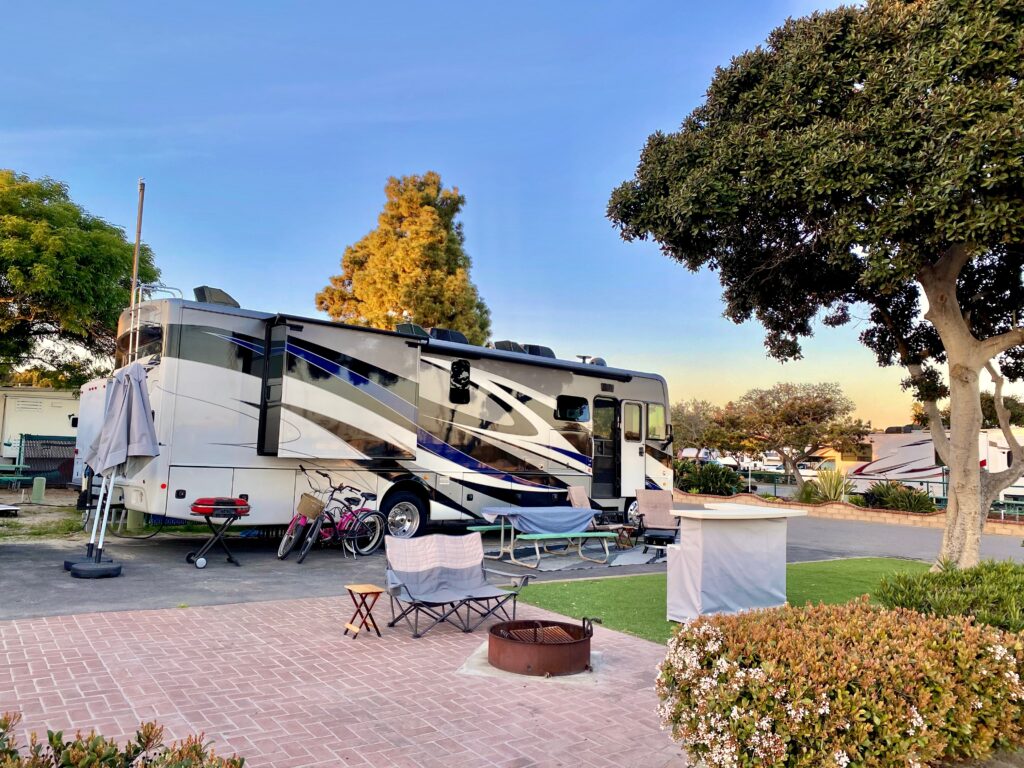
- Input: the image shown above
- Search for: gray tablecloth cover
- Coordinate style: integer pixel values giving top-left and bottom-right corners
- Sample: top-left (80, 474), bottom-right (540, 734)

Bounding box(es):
top-left (482, 506), bottom-right (594, 534)
top-left (667, 516), bottom-right (788, 622)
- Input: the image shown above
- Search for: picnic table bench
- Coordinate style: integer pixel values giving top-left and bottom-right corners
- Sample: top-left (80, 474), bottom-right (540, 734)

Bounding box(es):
top-left (0, 464), bottom-right (31, 488)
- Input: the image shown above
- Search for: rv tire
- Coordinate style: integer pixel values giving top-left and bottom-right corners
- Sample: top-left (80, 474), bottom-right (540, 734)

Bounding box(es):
top-left (383, 492), bottom-right (425, 538)
top-left (624, 497), bottom-right (640, 527)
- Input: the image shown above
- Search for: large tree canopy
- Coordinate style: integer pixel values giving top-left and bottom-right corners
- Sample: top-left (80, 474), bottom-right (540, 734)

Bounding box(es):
top-left (609, 0), bottom-right (1024, 567)
top-left (0, 170), bottom-right (158, 375)
top-left (317, 172), bottom-right (491, 345)
top-left (715, 383), bottom-right (868, 488)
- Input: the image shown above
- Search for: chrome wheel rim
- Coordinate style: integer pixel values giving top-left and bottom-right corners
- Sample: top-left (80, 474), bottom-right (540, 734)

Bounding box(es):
top-left (626, 499), bottom-right (641, 526)
top-left (387, 502), bottom-right (419, 537)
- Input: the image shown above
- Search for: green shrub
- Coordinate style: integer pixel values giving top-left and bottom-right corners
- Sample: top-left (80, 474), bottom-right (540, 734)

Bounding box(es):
top-left (877, 559), bottom-right (1024, 633)
top-left (794, 482), bottom-right (818, 504)
top-left (865, 481), bottom-right (937, 513)
top-left (757, 492), bottom-right (779, 501)
top-left (847, 493), bottom-right (866, 507)
top-left (865, 480), bottom-right (904, 508)
top-left (657, 600), bottom-right (1024, 768)
top-left (674, 460), bottom-right (699, 491)
top-left (691, 463), bottom-right (741, 496)
top-left (808, 469), bottom-right (854, 503)
top-left (0, 714), bottom-right (243, 767)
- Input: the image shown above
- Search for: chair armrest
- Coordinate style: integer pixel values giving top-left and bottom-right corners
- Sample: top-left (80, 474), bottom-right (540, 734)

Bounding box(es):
top-left (483, 567), bottom-right (535, 589)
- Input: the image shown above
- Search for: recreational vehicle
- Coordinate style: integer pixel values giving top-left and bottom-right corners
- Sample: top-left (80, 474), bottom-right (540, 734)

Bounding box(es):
top-left (840, 429), bottom-right (1024, 499)
top-left (77, 296), bottom-right (674, 536)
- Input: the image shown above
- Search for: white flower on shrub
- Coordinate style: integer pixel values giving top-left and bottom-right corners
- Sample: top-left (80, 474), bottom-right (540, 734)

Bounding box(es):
top-left (833, 750), bottom-right (851, 767)
top-left (907, 706), bottom-right (925, 735)
top-left (817, 696), bottom-right (830, 716)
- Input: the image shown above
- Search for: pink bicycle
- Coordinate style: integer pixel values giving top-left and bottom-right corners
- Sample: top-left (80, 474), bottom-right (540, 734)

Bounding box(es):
top-left (277, 466), bottom-right (385, 562)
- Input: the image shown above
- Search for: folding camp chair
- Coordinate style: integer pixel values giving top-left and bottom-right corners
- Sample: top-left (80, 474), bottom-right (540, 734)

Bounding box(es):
top-left (386, 533), bottom-right (530, 638)
top-left (567, 485), bottom-right (630, 548)
top-left (636, 489), bottom-right (682, 554)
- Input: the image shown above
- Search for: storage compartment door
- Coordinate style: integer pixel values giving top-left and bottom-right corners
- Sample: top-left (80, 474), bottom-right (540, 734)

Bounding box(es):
top-left (231, 468), bottom-right (296, 525)
top-left (165, 466), bottom-right (234, 519)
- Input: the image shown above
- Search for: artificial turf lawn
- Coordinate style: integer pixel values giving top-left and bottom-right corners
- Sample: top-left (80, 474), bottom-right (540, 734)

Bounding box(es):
top-left (517, 557), bottom-right (931, 644)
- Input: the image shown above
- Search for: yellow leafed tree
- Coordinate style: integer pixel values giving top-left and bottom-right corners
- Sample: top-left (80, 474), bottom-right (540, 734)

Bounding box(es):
top-left (316, 172), bottom-right (491, 345)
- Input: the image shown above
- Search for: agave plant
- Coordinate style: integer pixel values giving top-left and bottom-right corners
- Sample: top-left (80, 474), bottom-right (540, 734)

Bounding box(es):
top-left (810, 469), bottom-right (854, 502)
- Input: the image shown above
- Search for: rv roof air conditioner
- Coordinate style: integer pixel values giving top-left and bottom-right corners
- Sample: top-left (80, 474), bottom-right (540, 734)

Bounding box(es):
top-left (523, 344), bottom-right (555, 358)
top-left (395, 322), bottom-right (430, 338)
top-left (428, 327), bottom-right (470, 344)
top-left (193, 286), bottom-right (240, 308)
top-left (494, 340), bottom-right (527, 354)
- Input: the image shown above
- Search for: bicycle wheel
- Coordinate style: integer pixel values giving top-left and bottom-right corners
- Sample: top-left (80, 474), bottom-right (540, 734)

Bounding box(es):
top-left (350, 511), bottom-right (386, 555)
top-left (296, 515), bottom-right (323, 564)
top-left (277, 516), bottom-right (307, 560)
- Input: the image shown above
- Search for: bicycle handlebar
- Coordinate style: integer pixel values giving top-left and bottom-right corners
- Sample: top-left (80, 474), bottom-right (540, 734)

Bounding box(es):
top-left (297, 464), bottom-right (370, 501)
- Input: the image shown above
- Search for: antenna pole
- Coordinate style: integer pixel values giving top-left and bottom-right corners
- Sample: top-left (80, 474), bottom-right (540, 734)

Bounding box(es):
top-left (128, 179), bottom-right (146, 362)
top-left (130, 178), bottom-right (146, 309)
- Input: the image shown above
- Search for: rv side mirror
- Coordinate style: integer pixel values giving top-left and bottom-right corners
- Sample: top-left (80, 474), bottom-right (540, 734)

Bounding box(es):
top-left (449, 359), bottom-right (471, 405)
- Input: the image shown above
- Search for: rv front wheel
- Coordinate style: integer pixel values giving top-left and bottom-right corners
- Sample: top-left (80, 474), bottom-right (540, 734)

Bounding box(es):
top-left (384, 492), bottom-right (424, 538)
top-left (625, 498), bottom-right (640, 527)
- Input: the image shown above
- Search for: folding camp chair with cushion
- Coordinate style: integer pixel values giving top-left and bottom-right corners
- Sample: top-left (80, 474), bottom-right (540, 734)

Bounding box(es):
top-left (386, 533), bottom-right (528, 638)
top-left (567, 485), bottom-right (628, 546)
top-left (636, 489), bottom-right (684, 553)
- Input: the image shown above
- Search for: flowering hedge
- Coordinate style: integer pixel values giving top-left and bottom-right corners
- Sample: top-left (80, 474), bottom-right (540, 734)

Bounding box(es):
top-left (0, 713), bottom-right (244, 767)
top-left (657, 599), bottom-right (1024, 767)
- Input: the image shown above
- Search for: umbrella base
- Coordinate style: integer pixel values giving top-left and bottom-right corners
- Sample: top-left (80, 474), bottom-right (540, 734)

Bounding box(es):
top-left (69, 561), bottom-right (123, 579)
top-left (64, 556), bottom-right (113, 571)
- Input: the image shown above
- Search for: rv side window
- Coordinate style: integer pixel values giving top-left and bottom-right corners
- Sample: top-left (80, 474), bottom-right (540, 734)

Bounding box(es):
top-left (647, 404), bottom-right (666, 440)
top-left (623, 402), bottom-right (642, 442)
top-left (554, 395), bottom-right (589, 422)
top-left (449, 359), bottom-right (471, 405)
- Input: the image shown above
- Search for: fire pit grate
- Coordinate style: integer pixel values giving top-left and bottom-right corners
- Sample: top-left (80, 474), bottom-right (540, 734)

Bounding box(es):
top-left (488, 618), bottom-right (599, 676)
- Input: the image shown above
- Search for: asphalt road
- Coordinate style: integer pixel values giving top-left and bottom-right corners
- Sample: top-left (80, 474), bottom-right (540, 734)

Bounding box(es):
top-left (1, 516), bottom-right (1020, 621)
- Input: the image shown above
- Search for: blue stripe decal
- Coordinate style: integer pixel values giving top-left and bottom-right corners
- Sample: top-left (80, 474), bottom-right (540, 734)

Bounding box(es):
top-left (285, 343), bottom-right (417, 423)
top-left (417, 429), bottom-right (556, 489)
top-left (645, 476), bottom-right (662, 490)
top-left (549, 445), bottom-right (593, 468)
top-left (206, 332), bottom-right (265, 355)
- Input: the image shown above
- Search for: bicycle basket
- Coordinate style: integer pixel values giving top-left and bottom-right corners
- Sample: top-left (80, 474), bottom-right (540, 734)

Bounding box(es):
top-left (297, 492), bottom-right (324, 519)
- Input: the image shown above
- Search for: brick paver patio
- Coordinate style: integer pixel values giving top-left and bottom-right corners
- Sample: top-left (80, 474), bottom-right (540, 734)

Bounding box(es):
top-left (0, 596), bottom-right (685, 767)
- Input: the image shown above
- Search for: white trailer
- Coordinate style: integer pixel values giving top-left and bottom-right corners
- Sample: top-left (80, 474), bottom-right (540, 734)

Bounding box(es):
top-left (0, 387), bottom-right (79, 462)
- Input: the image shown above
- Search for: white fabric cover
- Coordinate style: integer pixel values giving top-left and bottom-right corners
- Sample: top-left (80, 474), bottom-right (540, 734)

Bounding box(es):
top-left (83, 362), bottom-right (159, 475)
top-left (667, 517), bottom-right (788, 622)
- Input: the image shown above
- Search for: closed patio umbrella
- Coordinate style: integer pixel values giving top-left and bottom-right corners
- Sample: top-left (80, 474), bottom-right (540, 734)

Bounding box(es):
top-left (71, 362), bottom-right (159, 579)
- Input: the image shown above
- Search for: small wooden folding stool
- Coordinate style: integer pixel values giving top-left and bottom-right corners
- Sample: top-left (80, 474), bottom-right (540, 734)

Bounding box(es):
top-left (344, 583), bottom-right (384, 638)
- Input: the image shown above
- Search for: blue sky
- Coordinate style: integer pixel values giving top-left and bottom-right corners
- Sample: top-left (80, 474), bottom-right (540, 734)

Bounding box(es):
top-left (5, 0), bottom-right (930, 426)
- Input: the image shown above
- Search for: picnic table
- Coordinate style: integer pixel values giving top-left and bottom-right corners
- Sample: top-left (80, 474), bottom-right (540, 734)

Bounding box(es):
top-left (479, 506), bottom-right (616, 568)
top-left (0, 464), bottom-right (30, 487)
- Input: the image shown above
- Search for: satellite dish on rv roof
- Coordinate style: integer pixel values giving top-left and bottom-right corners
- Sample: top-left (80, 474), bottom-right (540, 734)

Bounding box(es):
top-left (193, 286), bottom-right (240, 308)
top-left (589, 357), bottom-right (607, 366)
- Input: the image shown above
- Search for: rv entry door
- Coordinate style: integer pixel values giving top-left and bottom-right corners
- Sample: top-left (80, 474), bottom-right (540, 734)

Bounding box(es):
top-left (591, 398), bottom-right (618, 499)
top-left (619, 400), bottom-right (646, 499)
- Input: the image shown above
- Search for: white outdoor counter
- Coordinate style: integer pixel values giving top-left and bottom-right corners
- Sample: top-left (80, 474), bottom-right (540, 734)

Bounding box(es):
top-left (666, 503), bottom-right (807, 622)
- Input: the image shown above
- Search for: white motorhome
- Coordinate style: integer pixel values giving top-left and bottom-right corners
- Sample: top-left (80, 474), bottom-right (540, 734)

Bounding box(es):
top-left (843, 429), bottom-right (1024, 498)
top-left (77, 297), bottom-right (674, 536)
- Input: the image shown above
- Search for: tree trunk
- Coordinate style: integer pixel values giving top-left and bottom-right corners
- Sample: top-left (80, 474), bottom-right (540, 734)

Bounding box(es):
top-left (937, 364), bottom-right (984, 568)
top-left (781, 453), bottom-right (804, 489)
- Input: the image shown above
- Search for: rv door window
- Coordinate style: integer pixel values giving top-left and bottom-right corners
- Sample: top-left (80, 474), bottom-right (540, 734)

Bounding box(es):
top-left (554, 395), bottom-right (589, 423)
top-left (623, 402), bottom-right (642, 442)
top-left (647, 403), bottom-right (666, 440)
